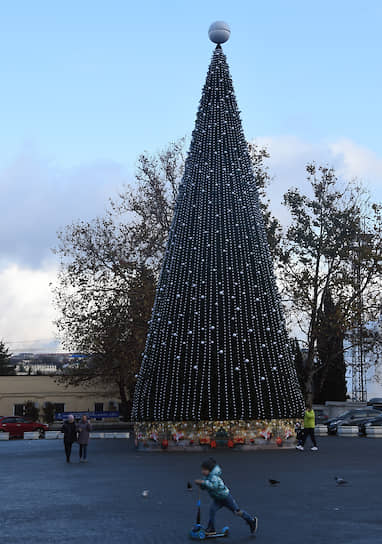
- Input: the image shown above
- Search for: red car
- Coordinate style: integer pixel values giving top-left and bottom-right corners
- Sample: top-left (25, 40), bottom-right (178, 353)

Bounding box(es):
top-left (0, 416), bottom-right (48, 438)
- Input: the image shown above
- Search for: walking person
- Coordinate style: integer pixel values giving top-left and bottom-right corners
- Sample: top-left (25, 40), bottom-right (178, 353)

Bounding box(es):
top-left (195, 458), bottom-right (257, 536)
top-left (62, 414), bottom-right (77, 463)
top-left (77, 414), bottom-right (91, 462)
top-left (296, 403), bottom-right (318, 451)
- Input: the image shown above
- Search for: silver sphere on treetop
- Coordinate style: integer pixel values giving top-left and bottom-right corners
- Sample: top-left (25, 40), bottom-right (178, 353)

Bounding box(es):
top-left (208, 21), bottom-right (230, 44)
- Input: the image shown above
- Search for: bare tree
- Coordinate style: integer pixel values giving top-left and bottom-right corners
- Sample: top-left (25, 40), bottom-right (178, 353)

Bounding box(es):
top-left (280, 164), bottom-right (382, 403)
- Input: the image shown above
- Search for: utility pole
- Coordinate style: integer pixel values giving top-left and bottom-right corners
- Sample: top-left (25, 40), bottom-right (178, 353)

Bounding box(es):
top-left (351, 226), bottom-right (370, 402)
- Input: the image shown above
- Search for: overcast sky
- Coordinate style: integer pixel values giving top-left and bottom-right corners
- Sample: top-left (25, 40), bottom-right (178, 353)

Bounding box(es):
top-left (1, 0), bottom-right (381, 390)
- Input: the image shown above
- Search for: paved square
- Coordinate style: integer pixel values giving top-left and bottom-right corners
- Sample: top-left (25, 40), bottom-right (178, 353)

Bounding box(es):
top-left (1, 437), bottom-right (380, 543)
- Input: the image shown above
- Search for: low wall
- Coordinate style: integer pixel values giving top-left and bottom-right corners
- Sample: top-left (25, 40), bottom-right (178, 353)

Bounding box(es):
top-left (0, 431), bottom-right (130, 441)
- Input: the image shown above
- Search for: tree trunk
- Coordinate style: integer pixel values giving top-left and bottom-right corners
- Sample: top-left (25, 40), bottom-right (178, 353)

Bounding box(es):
top-left (304, 217), bottom-right (323, 406)
top-left (118, 379), bottom-right (130, 421)
top-left (305, 316), bottom-right (319, 405)
top-left (304, 358), bottom-right (314, 406)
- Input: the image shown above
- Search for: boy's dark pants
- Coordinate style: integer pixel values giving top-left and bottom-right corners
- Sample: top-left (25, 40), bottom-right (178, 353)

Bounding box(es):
top-left (301, 428), bottom-right (317, 447)
top-left (208, 493), bottom-right (252, 530)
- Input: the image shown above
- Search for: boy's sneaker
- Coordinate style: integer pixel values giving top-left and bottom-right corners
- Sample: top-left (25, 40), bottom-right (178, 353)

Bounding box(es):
top-left (296, 445), bottom-right (304, 451)
top-left (311, 446), bottom-right (318, 451)
top-left (249, 516), bottom-right (258, 534)
top-left (205, 525), bottom-right (216, 536)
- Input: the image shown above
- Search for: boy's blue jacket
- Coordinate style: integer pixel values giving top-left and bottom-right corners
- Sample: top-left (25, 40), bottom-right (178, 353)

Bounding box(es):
top-left (201, 465), bottom-right (230, 499)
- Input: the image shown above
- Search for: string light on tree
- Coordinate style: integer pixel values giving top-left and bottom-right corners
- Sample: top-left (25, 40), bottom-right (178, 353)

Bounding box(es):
top-left (133, 21), bottom-right (304, 427)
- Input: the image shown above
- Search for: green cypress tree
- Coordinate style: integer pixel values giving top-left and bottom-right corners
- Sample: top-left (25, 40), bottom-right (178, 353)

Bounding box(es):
top-left (315, 290), bottom-right (347, 403)
top-left (0, 341), bottom-right (15, 376)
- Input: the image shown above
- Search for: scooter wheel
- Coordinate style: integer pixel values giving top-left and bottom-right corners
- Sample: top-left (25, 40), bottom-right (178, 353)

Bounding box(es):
top-left (222, 526), bottom-right (229, 536)
top-left (190, 529), bottom-right (206, 540)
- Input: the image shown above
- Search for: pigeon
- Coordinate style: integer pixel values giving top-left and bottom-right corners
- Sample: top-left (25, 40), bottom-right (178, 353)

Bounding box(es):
top-left (187, 481), bottom-right (193, 491)
top-left (335, 477), bottom-right (348, 486)
top-left (142, 490), bottom-right (150, 498)
top-left (268, 479), bottom-right (280, 486)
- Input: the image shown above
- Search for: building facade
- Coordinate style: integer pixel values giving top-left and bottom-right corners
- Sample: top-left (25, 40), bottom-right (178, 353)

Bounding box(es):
top-left (0, 376), bottom-right (120, 419)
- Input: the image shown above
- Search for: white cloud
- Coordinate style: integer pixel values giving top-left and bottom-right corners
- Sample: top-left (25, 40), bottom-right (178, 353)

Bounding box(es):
top-left (330, 139), bottom-right (382, 192)
top-left (0, 148), bottom-right (129, 267)
top-left (0, 147), bottom-right (130, 353)
top-left (252, 136), bottom-right (382, 222)
top-left (0, 262), bottom-right (58, 353)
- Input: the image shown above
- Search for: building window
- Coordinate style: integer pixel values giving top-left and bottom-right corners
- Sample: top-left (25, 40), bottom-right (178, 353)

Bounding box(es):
top-left (94, 403), bottom-right (103, 420)
top-left (53, 403), bottom-right (65, 414)
top-left (14, 404), bottom-right (25, 417)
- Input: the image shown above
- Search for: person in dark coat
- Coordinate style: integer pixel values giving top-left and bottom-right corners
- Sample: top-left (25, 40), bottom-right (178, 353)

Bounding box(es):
top-left (77, 414), bottom-right (92, 462)
top-left (62, 414), bottom-right (77, 463)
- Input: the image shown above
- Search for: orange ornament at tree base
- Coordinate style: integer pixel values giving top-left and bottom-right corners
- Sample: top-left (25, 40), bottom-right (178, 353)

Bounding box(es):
top-left (276, 437), bottom-right (283, 447)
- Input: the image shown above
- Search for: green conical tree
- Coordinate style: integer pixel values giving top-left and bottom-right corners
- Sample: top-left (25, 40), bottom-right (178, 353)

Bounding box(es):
top-left (0, 340), bottom-right (15, 376)
top-left (133, 44), bottom-right (304, 422)
top-left (315, 290), bottom-right (347, 403)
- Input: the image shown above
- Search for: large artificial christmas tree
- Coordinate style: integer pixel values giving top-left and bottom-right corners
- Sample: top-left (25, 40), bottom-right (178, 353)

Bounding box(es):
top-left (133, 22), bottom-right (304, 448)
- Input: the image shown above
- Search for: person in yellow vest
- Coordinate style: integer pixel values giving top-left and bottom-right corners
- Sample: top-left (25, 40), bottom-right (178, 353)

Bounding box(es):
top-left (296, 403), bottom-right (318, 451)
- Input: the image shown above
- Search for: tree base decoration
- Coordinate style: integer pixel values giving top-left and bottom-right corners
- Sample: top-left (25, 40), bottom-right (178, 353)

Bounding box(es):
top-left (134, 420), bottom-right (299, 451)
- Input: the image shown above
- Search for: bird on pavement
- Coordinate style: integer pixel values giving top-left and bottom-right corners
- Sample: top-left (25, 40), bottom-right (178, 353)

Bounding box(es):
top-left (268, 479), bottom-right (280, 486)
top-left (335, 477), bottom-right (348, 486)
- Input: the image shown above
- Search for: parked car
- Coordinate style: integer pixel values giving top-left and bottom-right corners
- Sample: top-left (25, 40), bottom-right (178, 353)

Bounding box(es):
top-left (0, 416), bottom-right (48, 438)
top-left (367, 398), bottom-right (382, 410)
top-left (313, 407), bottom-right (328, 424)
top-left (327, 408), bottom-right (382, 435)
top-left (359, 414), bottom-right (382, 436)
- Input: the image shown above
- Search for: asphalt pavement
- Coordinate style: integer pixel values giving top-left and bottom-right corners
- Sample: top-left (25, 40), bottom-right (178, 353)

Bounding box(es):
top-left (0, 436), bottom-right (381, 543)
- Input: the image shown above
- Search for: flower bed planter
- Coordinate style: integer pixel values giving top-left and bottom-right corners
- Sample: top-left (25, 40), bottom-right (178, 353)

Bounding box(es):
top-left (134, 420), bottom-right (300, 451)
